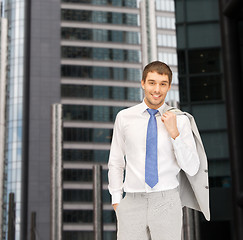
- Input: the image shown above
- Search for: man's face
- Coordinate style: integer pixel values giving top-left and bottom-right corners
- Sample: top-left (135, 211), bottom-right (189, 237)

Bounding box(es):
top-left (141, 71), bottom-right (171, 109)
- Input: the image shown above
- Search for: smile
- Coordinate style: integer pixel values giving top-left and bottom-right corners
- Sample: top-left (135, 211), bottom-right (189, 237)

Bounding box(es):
top-left (151, 94), bottom-right (161, 99)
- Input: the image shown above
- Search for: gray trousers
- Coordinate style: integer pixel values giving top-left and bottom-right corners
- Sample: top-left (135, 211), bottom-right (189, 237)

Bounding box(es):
top-left (115, 188), bottom-right (182, 240)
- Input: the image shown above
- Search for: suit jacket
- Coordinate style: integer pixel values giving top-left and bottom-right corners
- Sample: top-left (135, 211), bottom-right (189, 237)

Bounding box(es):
top-left (164, 104), bottom-right (210, 221)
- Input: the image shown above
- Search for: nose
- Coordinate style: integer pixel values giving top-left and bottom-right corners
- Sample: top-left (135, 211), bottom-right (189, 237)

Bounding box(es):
top-left (154, 84), bottom-right (160, 93)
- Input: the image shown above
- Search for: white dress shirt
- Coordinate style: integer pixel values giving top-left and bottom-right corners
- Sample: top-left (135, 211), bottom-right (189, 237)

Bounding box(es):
top-left (108, 101), bottom-right (200, 204)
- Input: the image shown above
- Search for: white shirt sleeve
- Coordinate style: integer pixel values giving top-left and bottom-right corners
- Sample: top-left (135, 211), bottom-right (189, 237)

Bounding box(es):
top-left (108, 112), bottom-right (126, 204)
top-left (171, 115), bottom-right (200, 176)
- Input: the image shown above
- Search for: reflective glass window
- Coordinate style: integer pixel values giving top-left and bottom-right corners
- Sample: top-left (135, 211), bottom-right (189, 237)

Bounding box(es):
top-left (175, 0), bottom-right (184, 23)
top-left (190, 75), bottom-right (223, 102)
top-left (61, 46), bottom-right (141, 63)
top-left (179, 77), bottom-right (188, 103)
top-left (61, 28), bottom-right (140, 44)
top-left (61, 0), bottom-right (138, 8)
top-left (63, 128), bottom-right (112, 143)
top-left (63, 189), bottom-right (111, 203)
top-left (61, 65), bottom-right (141, 82)
top-left (176, 25), bottom-right (184, 49)
top-left (158, 52), bottom-right (177, 66)
top-left (62, 105), bottom-right (125, 122)
top-left (157, 34), bottom-right (176, 47)
top-left (157, 16), bottom-right (175, 29)
top-left (188, 49), bottom-right (221, 74)
top-left (187, 23), bottom-right (221, 48)
top-left (209, 176), bottom-right (231, 188)
top-left (4, 1), bottom-right (26, 238)
top-left (63, 169), bottom-right (108, 183)
top-left (156, 0), bottom-right (175, 12)
top-left (61, 85), bottom-right (141, 101)
top-left (63, 149), bottom-right (109, 162)
top-left (61, 9), bottom-right (139, 26)
top-left (201, 131), bottom-right (229, 159)
top-left (63, 232), bottom-right (93, 240)
top-left (63, 210), bottom-right (93, 223)
top-left (63, 169), bottom-right (93, 182)
top-left (103, 231), bottom-right (117, 239)
top-left (191, 104), bottom-right (227, 131)
top-left (177, 51), bottom-right (186, 74)
top-left (63, 189), bottom-right (93, 202)
top-left (209, 159), bottom-right (231, 188)
top-left (103, 210), bottom-right (116, 223)
top-left (186, 0), bottom-right (219, 22)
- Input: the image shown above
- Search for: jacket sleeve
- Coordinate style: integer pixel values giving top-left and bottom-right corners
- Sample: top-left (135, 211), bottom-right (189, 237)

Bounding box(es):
top-left (108, 112), bottom-right (126, 204)
top-left (171, 115), bottom-right (200, 176)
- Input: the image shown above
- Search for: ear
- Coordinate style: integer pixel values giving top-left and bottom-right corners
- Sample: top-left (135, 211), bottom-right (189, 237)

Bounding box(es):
top-left (141, 79), bottom-right (145, 89)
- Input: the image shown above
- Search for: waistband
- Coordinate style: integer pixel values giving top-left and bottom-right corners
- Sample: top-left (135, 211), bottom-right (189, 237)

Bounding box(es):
top-left (126, 187), bottom-right (179, 199)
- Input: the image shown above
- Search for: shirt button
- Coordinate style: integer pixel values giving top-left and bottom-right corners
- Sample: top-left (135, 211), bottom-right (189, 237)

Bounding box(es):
top-left (204, 169), bottom-right (208, 173)
top-left (205, 186), bottom-right (209, 189)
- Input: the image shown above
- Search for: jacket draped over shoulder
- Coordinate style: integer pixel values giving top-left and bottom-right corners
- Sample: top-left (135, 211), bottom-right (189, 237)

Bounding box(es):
top-left (165, 104), bottom-right (210, 221)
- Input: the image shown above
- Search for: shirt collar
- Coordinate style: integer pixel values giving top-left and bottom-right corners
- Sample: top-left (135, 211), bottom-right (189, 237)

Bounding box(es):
top-left (140, 99), bottom-right (167, 116)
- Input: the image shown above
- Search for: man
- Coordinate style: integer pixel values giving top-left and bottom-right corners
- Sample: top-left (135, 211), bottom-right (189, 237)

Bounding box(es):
top-left (108, 61), bottom-right (209, 240)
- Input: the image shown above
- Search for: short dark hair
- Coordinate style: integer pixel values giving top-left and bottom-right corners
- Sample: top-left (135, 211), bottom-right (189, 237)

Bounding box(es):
top-left (142, 61), bottom-right (172, 85)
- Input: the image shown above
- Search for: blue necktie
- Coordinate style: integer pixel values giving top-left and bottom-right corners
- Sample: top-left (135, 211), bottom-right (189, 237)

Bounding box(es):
top-left (145, 109), bottom-right (159, 188)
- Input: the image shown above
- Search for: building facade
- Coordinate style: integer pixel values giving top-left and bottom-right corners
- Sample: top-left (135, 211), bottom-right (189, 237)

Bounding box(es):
top-left (60, 0), bottom-right (142, 239)
top-left (155, 0), bottom-right (179, 104)
top-left (175, 0), bottom-right (235, 239)
top-left (0, 0), bottom-right (180, 239)
top-left (0, 0), bottom-right (61, 239)
top-left (141, 0), bottom-right (179, 104)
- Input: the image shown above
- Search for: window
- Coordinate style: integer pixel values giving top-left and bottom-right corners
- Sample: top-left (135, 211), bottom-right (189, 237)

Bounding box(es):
top-left (157, 16), bottom-right (175, 29)
top-left (61, 9), bottom-right (139, 26)
top-left (61, 46), bottom-right (141, 63)
top-left (61, 28), bottom-right (141, 44)
top-left (156, 0), bottom-right (175, 12)
top-left (157, 34), bottom-right (177, 47)
top-left (61, 65), bottom-right (141, 81)
top-left (190, 75), bottom-right (223, 101)
top-left (63, 210), bottom-right (93, 223)
top-left (63, 128), bottom-right (112, 143)
top-left (158, 52), bottom-right (177, 66)
top-left (62, 105), bottom-right (124, 122)
top-left (188, 49), bottom-right (221, 74)
top-left (61, 85), bottom-right (141, 101)
top-left (63, 149), bottom-right (109, 163)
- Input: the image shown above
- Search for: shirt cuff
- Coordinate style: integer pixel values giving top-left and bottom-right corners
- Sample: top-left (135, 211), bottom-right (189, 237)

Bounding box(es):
top-left (111, 192), bottom-right (123, 205)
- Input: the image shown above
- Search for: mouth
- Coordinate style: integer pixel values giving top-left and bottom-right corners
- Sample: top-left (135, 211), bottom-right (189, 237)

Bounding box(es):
top-left (151, 94), bottom-right (162, 100)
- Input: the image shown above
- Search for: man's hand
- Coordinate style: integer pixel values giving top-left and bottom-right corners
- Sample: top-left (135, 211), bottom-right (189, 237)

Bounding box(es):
top-left (161, 111), bottom-right (179, 139)
top-left (113, 203), bottom-right (119, 211)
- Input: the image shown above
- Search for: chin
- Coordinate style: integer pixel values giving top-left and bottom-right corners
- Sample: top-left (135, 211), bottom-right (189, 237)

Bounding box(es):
top-left (150, 100), bottom-right (164, 107)
top-left (151, 98), bottom-right (164, 104)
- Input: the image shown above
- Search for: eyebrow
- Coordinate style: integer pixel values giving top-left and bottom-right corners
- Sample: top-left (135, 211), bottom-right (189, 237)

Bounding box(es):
top-left (147, 79), bottom-right (169, 83)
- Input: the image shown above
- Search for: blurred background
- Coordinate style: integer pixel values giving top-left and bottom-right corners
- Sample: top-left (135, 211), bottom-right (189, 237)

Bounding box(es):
top-left (0, 0), bottom-right (242, 239)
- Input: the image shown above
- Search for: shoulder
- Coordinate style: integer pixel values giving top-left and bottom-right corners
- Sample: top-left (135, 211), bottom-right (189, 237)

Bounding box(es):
top-left (116, 102), bottom-right (143, 118)
top-left (177, 114), bottom-right (190, 125)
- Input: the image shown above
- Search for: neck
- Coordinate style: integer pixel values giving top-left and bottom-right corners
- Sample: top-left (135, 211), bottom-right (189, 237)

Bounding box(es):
top-left (144, 98), bottom-right (164, 109)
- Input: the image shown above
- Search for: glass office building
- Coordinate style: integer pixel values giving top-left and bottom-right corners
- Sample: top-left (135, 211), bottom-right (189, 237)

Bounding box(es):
top-left (155, 0), bottom-right (179, 103)
top-left (175, 0), bottom-right (233, 239)
top-left (1, 1), bottom-right (26, 239)
top-left (0, 0), bottom-right (61, 239)
top-left (140, 0), bottom-right (179, 104)
top-left (60, 0), bottom-right (142, 239)
top-left (0, 0), bottom-right (182, 239)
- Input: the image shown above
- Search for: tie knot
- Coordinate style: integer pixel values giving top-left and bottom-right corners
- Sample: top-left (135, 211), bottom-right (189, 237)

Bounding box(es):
top-left (147, 109), bottom-right (158, 116)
